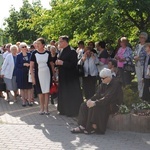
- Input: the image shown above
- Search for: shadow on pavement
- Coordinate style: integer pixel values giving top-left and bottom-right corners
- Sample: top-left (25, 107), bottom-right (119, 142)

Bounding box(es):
top-left (0, 95), bottom-right (101, 150)
top-left (0, 93), bottom-right (149, 150)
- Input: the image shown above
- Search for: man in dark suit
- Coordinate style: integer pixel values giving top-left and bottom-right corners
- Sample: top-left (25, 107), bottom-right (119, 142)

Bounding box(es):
top-left (55, 35), bottom-right (83, 117)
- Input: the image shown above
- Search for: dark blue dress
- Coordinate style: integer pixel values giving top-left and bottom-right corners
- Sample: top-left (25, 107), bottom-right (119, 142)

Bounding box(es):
top-left (15, 52), bottom-right (32, 89)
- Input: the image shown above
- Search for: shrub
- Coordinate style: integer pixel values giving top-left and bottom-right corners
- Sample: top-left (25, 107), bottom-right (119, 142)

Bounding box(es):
top-left (123, 85), bottom-right (140, 109)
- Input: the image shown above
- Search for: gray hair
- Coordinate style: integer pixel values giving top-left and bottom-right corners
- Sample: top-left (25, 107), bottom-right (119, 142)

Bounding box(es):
top-left (140, 32), bottom-right (148, 40)
top-left (10, 45), bottom-right (18, 52)
top-left (100, 68), bottom-right (112, 78)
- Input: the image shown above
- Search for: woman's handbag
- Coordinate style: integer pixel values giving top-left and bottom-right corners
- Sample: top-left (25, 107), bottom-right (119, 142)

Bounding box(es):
top-left (50, 82), bottom-right (58, 95)
top-left (124, 59), bottom-right (135, 73)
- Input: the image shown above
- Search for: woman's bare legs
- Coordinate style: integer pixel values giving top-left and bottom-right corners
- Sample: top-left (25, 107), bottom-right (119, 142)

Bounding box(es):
top-left (20, 89), bottom-right (26, 106)
top-left (38, 94), bottom-right (45, 114)
top-left (31, 87), bottom-right (34, 102)
top-left (13, 90), bottom-right (18, 102)
top-left (38, 93), bottom-right (50, 114)
top-left (27, 89), bottom-right (33, 105)
top-left (44, 93), bottom-right (50, 113)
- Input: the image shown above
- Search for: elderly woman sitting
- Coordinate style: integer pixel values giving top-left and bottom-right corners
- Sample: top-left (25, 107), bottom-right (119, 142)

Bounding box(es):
top-left (71, 68), bottom-right (123, 134)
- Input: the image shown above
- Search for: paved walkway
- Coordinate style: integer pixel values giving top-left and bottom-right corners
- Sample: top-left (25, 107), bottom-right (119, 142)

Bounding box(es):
top-left (0, 94), bottom-right (150, 150)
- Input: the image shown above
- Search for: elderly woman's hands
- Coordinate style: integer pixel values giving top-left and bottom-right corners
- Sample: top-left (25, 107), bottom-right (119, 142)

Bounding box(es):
top-left (134, 56), bottom-right (139, 61)
top-left (86, 99), bottom-right (96, 108)
top-left (118, 57), bottom-right (125, 62)
top-left (23, 63), bottom-right (30, 67)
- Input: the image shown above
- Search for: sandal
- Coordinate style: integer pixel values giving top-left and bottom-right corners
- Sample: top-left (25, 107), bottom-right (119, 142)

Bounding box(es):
top-left (45, 112), bottom-right (50, 115)
top-left (28, 102), bottom-right (33, 106)
top-left (71, 126), bottom-right (85, 134)
top-left (39, 112), bottom-right (45, 115)
top-left (84, 130), bottom-right (96, 134)
top-left (14, 99), bottom-right (17, 103)
top-left (22, 103), bottom-right (26, 107)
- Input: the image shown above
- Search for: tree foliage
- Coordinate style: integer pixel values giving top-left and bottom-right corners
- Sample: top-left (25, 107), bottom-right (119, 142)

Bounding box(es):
top-left (4, 0), bottom-right (43, 44)
top-left (2, 0), bottom-right (150, 46)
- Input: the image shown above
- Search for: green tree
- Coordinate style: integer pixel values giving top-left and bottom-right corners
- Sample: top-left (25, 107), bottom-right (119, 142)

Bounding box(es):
top-left (3, 0), bottom-right (150, 46)
top-left (41, 0), bottom-right (150, 46)
top-left (4, 7), bottom-right (20, 43)
top-left (4, 0), bottom-right (43, 44)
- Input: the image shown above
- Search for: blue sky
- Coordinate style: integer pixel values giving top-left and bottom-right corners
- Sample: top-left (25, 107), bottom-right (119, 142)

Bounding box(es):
top-left (0, 0), bottom-right (51, 29)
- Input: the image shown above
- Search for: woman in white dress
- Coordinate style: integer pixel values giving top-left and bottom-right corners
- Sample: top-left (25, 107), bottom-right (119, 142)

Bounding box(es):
top-left (30, 38), bottom-right (54, 115)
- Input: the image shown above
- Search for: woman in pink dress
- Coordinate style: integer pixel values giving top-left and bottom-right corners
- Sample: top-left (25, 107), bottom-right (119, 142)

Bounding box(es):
top-left (115, 37), bottom-right (133, 86)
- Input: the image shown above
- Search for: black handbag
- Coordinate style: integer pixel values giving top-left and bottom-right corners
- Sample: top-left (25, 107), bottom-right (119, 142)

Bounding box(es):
top-left (124, 59), bottom-right (135, 73)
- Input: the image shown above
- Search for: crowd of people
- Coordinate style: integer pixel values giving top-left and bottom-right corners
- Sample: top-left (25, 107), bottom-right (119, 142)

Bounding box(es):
top-left (0, 32), bottom-right (150, 135)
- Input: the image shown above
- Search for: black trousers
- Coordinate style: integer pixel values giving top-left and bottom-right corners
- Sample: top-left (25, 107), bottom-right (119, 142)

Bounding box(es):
top-left (82, 76), bottom-right (97, 100)
top-left (142, 78), bottom-right (150, 102)
top-left (78, 102), bottom-right (110, 134)
top-left (118, 68), bottom-right (131, 86)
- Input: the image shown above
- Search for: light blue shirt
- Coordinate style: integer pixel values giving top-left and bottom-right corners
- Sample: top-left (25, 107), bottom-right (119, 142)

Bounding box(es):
top-left (78, 55), bottom-right (99, 77)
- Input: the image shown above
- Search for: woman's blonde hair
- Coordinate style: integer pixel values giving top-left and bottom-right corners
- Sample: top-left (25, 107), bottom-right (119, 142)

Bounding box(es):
top-left (50, 46), bottom-right (57, 52)
top-left (19, 42), bottom-right (27, 49)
